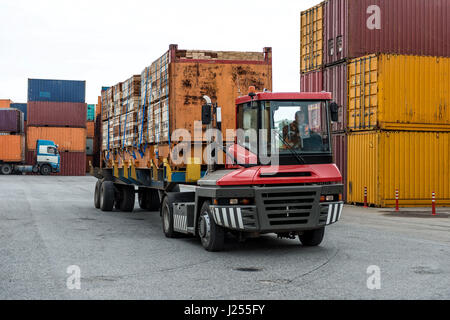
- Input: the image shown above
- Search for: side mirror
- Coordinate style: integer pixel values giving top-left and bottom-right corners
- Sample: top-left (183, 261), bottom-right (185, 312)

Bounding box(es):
top-left (329, 102), bottom-right (339, 122)
top-left (202, 104), bottom-right (212, 125)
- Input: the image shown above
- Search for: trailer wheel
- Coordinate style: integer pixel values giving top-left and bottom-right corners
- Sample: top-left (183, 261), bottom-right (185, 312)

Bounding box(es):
top-left (299, 227), bottom-right (325, 247)
top-left (100, 181), bottom-right (115, 212)
top-left (40, 164), bottom-right (52, 176)
top-left (1, 164), bottom-right (12, 175)
top-left (198, 201), bottom-right (225, 252)
top-left (116, 185), bottom-right (135, 212)
top-left (138, 188), bottom-right (160, 211)
top-left (94, 179), bottom-right (102, 209)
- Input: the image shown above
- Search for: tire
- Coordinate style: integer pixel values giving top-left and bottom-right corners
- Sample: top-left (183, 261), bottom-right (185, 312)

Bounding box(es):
top-left (1, 164), bottom-right (12, 175)
top-left (198, 201), bottom-right (225, 252)
top-left (138, 188), bottom-right (160, 211)
top-left (94, 179), bottom-right (102, 209)
top-left (116, 185), bottom-right (135, 212)
top-left (161, 196), bottom-right (178, 238)
top-left (299, 227), bottom-right (325, 247)
top-left (100, 181), bottom-right (115, 212)
top-left (40, 164), bottom-right (52, 176)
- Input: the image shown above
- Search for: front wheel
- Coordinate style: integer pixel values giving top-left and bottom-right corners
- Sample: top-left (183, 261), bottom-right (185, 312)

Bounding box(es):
top-left (299, 227), bottom-right (325, 247)
top-left (198, 201), bottom-right (225, 252)
top-left (40, 164), bottom-right (52, 176)
top-left (161, 196), bottom-right (177, 238)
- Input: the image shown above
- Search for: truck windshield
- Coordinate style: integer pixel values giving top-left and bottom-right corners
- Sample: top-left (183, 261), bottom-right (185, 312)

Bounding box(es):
top-left (267, 101), bottom-right (330, 154)
top-left (236, 100), bottom-right (331, 165)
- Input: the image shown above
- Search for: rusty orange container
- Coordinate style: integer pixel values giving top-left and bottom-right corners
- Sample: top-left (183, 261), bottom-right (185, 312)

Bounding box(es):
top-left (86, 121), bottom-right (95, 138)
top-left (0, 99), bottom-right (11, 108)
top-left (0, 134), bottom-right (25, 162)
top-left (26, 127), bottom-right (86, 152)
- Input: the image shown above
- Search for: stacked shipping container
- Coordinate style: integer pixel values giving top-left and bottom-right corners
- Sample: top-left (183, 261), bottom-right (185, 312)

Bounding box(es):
top-left (0, 108), bottom-right (25, 164)
top-left (101, 44), bottom-right (272, 170)
top-left (300, 0), bottom-right (450, 207)
top-left (27, 79), bottom-right (87, 176)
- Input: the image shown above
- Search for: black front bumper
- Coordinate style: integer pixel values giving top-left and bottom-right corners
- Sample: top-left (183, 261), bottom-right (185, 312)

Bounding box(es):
top-left (207, 184), bottom-right (344, 233)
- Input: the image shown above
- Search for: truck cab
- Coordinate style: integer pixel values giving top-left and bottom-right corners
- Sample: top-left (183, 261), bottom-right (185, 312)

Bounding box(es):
top-left (189, 91), bottom-right (344, 250)
top-left (36, 140), bottom-right (60, 175)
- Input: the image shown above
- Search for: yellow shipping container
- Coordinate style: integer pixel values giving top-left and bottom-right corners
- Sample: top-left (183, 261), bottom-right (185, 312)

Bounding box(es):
top-left (347, 131), bottom-right (450, 207)
top-left (26, 127), bottom-right (86, 152)
top-left (348, 54), bottom-right (450, 131)
top-left (300, 2), bottom-right (323, 74)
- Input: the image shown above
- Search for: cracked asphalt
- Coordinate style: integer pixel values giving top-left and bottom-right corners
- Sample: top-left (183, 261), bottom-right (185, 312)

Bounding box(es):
top-left (1, 176), bottom-right (449, 299)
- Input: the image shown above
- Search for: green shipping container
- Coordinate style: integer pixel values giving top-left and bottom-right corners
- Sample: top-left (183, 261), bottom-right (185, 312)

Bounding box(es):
top-left (87, 104), bottom-right (96, 121)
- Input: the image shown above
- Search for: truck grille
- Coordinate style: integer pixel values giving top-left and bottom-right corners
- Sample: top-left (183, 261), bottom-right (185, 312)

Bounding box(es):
top-left (260, 190), bottom-right (317, 226)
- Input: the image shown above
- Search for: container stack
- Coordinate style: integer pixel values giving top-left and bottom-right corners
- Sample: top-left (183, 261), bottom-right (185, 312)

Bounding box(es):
top-left (300, 0), bottom-right (450, 207)
top-left (85, 104), bottom-right (96, 172)
top-left (101, 44), bottom-right (273, 169)
top-left (26, 79), bottom-right (87, 176)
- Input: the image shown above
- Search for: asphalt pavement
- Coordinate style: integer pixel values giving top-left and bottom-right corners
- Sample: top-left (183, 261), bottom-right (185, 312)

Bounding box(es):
top-left (0, 176), bottom-right (449, 300)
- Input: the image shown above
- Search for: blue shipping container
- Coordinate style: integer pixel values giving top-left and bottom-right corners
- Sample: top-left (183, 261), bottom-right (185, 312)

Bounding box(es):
top-left (10, 103), bottom-right (27, 121)
top-left (28, 79), bottom-right (86, 103)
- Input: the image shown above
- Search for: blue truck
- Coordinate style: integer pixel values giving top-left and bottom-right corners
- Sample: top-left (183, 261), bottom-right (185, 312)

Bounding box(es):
top-left (0, 139), bottom-right (61, 175)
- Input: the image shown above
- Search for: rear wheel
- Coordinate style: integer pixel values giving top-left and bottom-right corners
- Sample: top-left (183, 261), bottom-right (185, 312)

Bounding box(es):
top-left (1, 164), bottom-right (12, 175)
top-left (161, 196), bottom-right (179, 238)
top-left (40, 164), bottom-right (52, 176)
top-left (100, 181), bottom-right (115, 212)
top-left (299, 227), bottom-right (325, 247)
top-left (116, 185), bottom-right (135, 212)
top-left (94, 179), bottom-right (102, 209)
top-left (198, 201), bottom-right (225, 252)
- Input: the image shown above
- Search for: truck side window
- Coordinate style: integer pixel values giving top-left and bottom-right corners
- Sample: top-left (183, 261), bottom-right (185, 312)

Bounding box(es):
top-left (47, 147), bottom-right (56, 155)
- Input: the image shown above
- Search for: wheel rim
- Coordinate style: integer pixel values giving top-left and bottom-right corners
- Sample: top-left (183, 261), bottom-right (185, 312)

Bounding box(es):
top-left (2, 167), bottom-right (11, 174)
top-left (42, 166), bottom-right (50, 175)
top-left (199, 211), bottom-right (211, 246)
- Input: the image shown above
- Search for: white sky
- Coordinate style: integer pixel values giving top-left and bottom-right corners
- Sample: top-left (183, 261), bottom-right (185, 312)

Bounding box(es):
top-left (0, 0), bottom-right (321, 104)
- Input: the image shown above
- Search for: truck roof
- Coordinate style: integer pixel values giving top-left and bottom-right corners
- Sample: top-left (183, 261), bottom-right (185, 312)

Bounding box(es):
top-left (235, 92), bottom-right (332, 104)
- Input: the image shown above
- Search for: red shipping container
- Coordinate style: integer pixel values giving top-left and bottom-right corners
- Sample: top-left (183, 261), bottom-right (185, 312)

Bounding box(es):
top-left (300, 70), bottom-right (323, 93)
top-left (332, 132), bottom-right (347, 202)
top-left (324, 0), bottom-right (450, 66)
top-left (27, 101), bottom-right (87, 128)
top-left (323, 62), bottom-right (347, 132)
top-left (26, 151), bottom-right (86, 176)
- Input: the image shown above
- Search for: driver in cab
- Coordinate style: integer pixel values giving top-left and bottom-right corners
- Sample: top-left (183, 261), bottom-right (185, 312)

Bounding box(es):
top-left (282, 110), bottom-right (311, 149)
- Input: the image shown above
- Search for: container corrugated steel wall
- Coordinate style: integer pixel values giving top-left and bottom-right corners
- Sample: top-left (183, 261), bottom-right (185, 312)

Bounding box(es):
top-left (324, 0), bottom-right (450, 66)
top-left (300, 2), bottom-right (324, 73)
top-left (10, 103), bottom-right (27, 121)
top-left (300, 70), bottom-right (323, 92)
top-left (348, 54), bottom-right (450, 131)
top-left (26, 151), bottom-right (86, 176)
top-left (324, 62), bottom-right (347, 132)
top-left (27, 102), bottom-right (87, 128)
top-left (28, 79), bottom-right (86, 103)
top-left (0, 135), bottom-right (25, 162)
top-left (87, 104), bottom-right (96, 121)
top-left (332, 132), bottom-right (347, 202)
top-left (86, 121), bottom-right (94, 138)
top-left (0, 109), bottom-right (23, 133)
top-left (26, 127), bottom-right (86, 152)
top-left (348, 131), bottom-right (450, 207)
top-left (0, 99), bottom-right (11, 108)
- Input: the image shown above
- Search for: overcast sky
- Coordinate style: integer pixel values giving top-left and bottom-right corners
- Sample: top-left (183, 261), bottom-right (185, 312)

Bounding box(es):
top-left (0, 0), bottom-right (320, 104)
